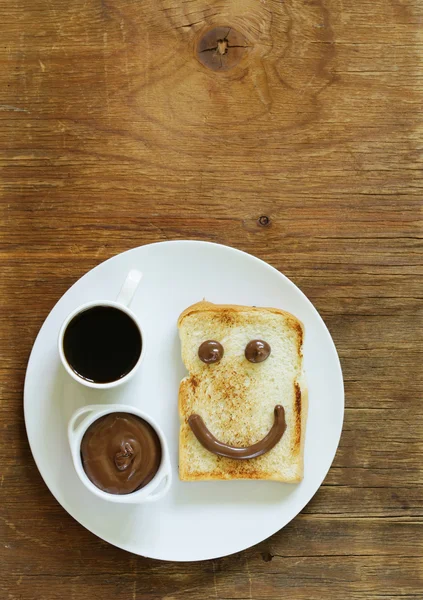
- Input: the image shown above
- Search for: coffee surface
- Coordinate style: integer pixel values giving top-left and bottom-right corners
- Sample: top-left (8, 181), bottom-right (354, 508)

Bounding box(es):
top-left (63, 306), bottom-right (141, 383)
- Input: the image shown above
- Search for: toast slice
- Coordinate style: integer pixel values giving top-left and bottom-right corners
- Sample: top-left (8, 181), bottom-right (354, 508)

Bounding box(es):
top-left (178, 301), bottom-right (307, 481)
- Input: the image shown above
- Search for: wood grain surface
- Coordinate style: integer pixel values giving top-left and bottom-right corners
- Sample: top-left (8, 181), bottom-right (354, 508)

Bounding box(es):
top-left (0, 0), bottom-right (422, 598)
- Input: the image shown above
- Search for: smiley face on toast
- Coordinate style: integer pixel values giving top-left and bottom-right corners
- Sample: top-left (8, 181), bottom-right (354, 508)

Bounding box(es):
top-left (189, 338), bottom-right (287, 459)
top-left (178, 302), bottom-right (307, 482)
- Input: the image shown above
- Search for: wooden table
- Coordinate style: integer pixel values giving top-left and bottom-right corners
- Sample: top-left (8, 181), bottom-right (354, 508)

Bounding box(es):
top-left (1, 0), bottom-right (422, 598)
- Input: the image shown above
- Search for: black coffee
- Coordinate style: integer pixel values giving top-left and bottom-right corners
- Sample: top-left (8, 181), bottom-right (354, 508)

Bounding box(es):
top-left (63, 306), bottom-right (142, 383)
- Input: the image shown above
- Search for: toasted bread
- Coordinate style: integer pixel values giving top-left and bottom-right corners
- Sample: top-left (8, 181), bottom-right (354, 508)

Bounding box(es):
top-left (178, 301), bottom-right (307, 481)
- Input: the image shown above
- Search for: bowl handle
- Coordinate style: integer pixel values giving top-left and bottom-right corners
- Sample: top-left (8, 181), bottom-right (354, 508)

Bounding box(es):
top-left (68, 405), bottom-right (107, 451)
top-left (143, 461), bottom-right (172, 503)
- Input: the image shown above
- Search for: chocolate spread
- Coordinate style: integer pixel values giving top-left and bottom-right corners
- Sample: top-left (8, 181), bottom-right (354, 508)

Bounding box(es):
top-left (245, 340), bottom-right (271, 363)
top-left (80, 413), bottom-right (161, 494)
top-left (198, 340), bottom-right (224, 364)
top-left (188, 405), bottom-right (286, 460)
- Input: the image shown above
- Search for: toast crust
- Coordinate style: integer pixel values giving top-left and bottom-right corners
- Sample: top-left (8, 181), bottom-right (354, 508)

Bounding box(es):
top-left (178, 301), bottom-right (304, 330)
top-left (178, 301), bottom-right (307, 482)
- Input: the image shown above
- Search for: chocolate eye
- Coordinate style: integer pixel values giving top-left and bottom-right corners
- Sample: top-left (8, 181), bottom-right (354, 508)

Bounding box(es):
top-left (198, 340), bottom-right (224, 364)
top-left (245, 340), bottom-right (271, 363)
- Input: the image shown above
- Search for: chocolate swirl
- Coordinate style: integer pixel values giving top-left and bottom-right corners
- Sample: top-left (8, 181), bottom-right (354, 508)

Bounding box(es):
top-left (80, 413), bottom-right (162, 495)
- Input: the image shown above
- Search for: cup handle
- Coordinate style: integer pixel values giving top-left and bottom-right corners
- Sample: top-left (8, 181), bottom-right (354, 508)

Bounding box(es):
top-left (116, 269), bottom-right (143, 307)
top-left (143, 462), bottom-right (172, 503)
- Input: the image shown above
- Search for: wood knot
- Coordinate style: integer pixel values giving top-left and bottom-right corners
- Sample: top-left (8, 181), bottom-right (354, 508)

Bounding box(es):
top-left (196, 27), bottom-right (249, 72)
top-left (258, 215), bottom-right (271, 227)
top-left (261, 551), bottom-right (274, 562)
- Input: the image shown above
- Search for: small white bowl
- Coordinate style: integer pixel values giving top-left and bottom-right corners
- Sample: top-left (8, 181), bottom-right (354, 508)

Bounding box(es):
top-left (68, 404), bottom-right (172, 504)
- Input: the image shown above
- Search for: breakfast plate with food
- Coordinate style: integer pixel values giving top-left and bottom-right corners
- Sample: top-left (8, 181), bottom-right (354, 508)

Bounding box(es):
top-left (24, 241), bottom-right (344, 561)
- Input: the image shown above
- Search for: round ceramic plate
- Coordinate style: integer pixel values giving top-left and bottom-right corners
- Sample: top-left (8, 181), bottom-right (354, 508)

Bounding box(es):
top-left (24, 241), bottom-right (344, 561)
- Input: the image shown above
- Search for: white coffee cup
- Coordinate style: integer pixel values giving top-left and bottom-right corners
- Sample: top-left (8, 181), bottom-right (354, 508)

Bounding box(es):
top-left (68, 404), bottom-right (172, 503)
top-left (58, 270), bottom-right (144, 389)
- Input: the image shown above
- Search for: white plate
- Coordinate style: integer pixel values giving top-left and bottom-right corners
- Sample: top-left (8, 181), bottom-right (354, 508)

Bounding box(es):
top-left (24, 241), bottom-right (344, 561)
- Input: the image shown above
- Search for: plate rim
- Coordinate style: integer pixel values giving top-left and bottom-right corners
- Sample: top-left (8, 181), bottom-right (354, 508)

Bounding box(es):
top-left (24, 240), bottom-right (344, 561)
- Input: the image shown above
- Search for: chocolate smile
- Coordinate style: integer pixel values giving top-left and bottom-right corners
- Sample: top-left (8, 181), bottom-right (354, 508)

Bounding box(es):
top-left (188, 405), bottom-right (286, 460)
